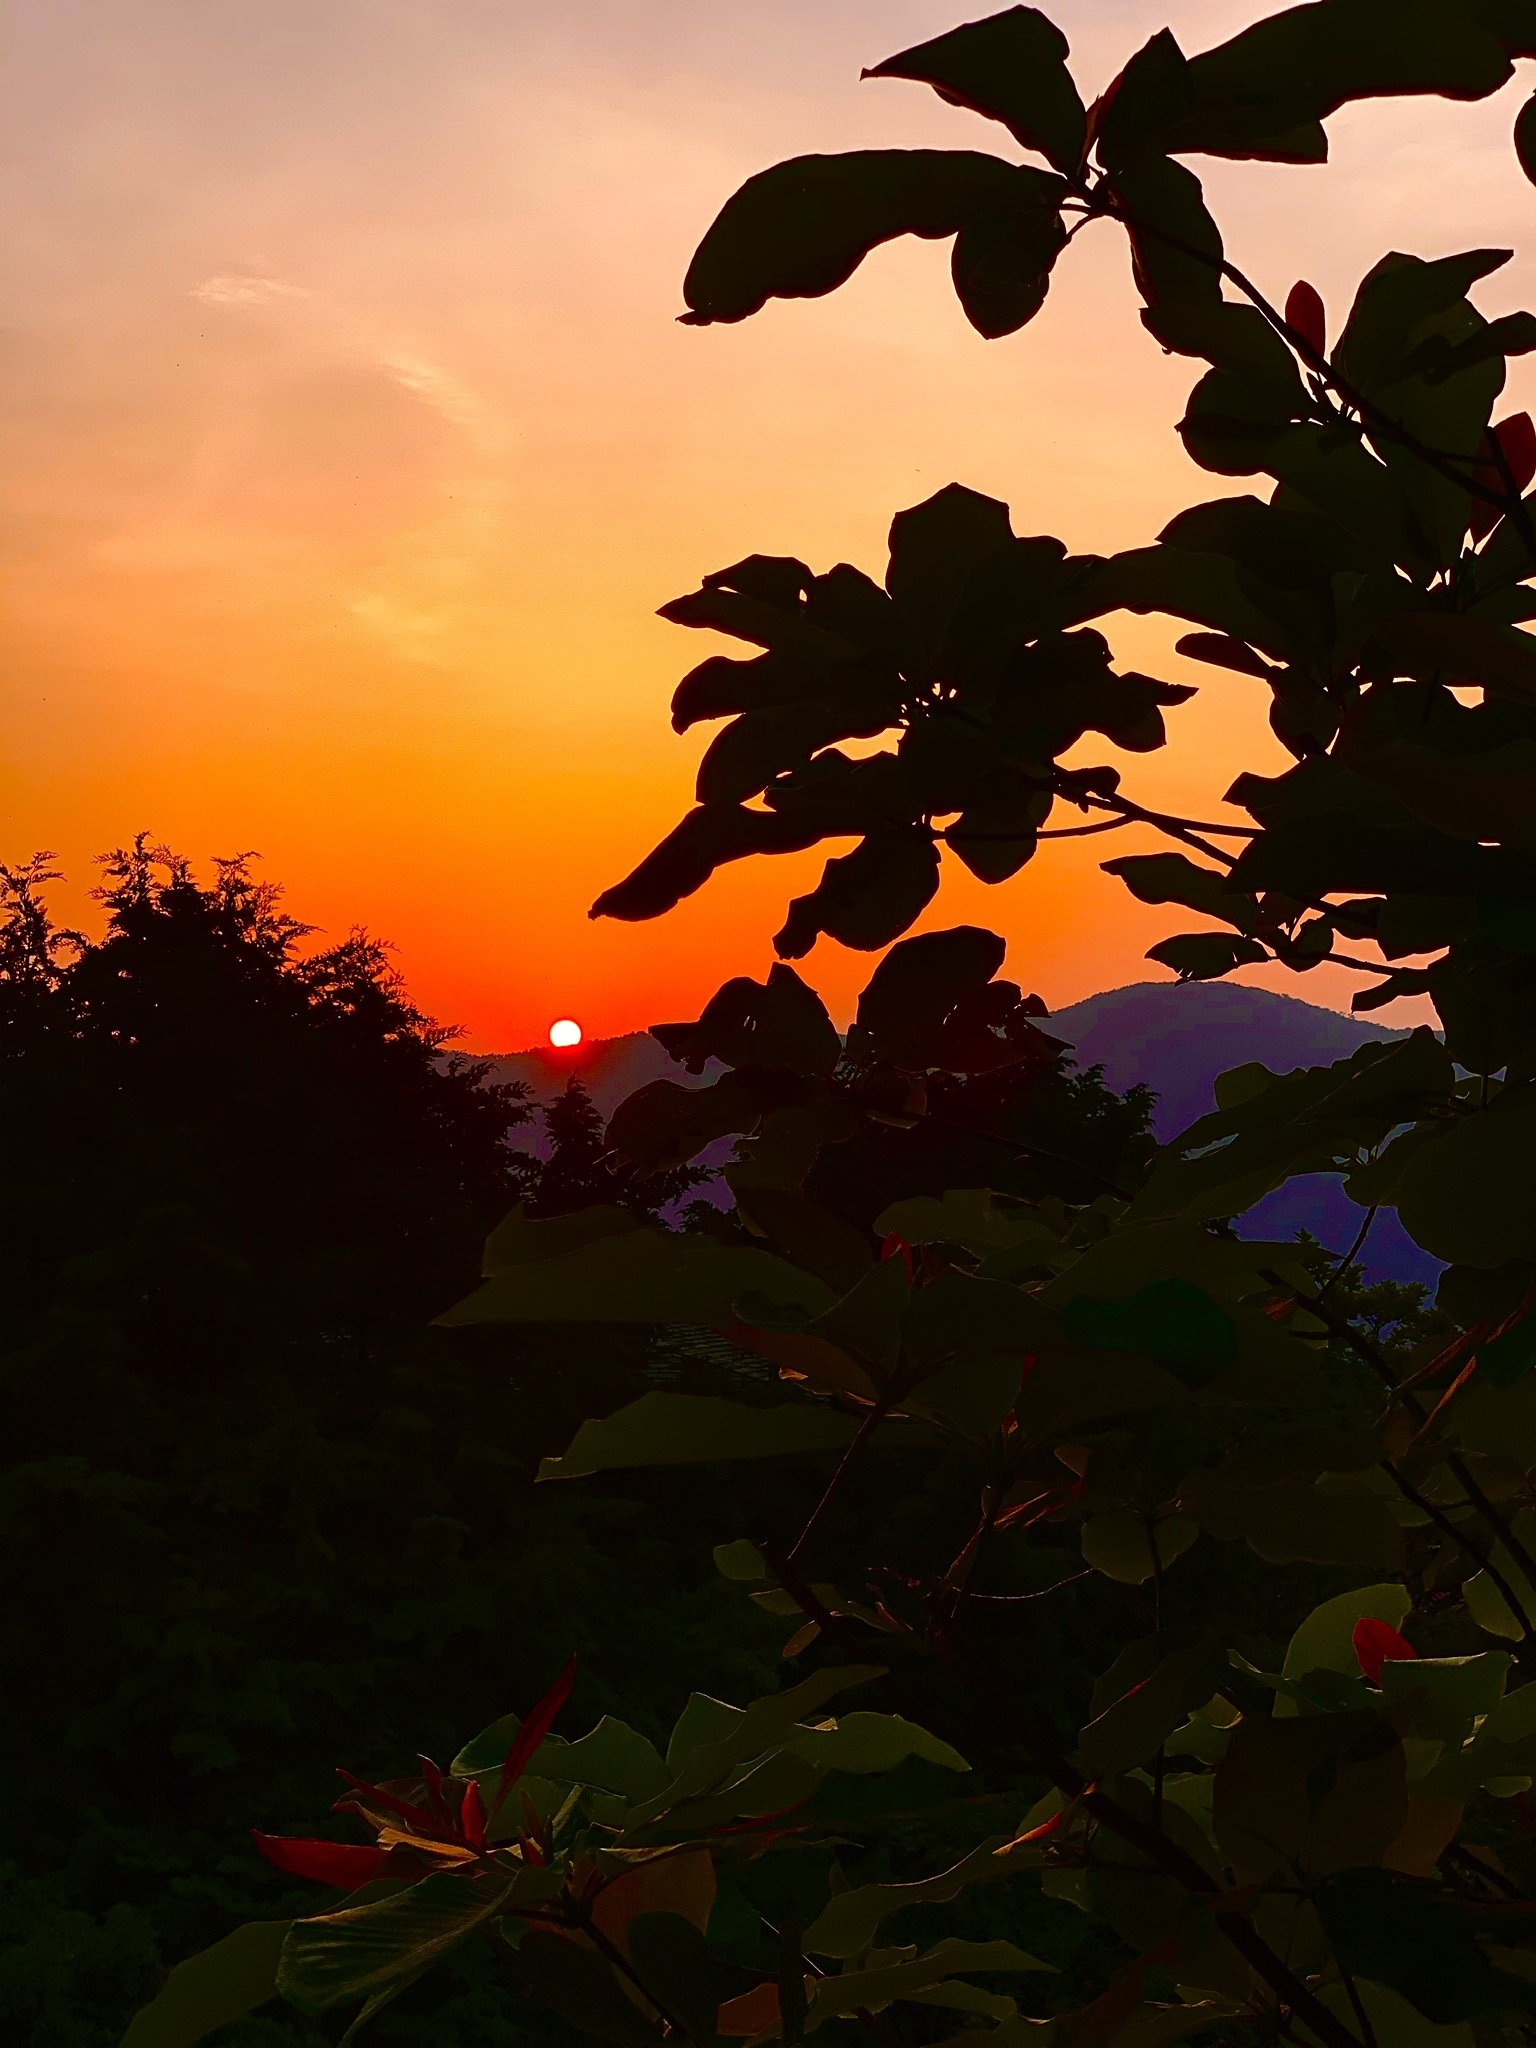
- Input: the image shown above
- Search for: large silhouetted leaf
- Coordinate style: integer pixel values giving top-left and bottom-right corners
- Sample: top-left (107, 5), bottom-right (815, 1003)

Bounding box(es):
top-left (1079, 1639), bottom-right (1225, 1775)
top-left (509, 1932), bottom-right (662, 2046)
top-left (453, 1715), bottom-right (668, 1799)
top-left (682, 150), bottom-right (1062, 327)
top-left (536, 1392), bottom-right (859, 1481)
top-left (1214, 1711), bottom-right (1407, 1885)
top-left (480, 1203), bottom-right (643, 1277)
top-left (605, 1072), bottom-right (787, 1174)
top-left (1147, 933), bottom-right (1270, 980)
top-left (775, 829), bottom-right (941, 957)
top-left (1315, 1869), bottom-right (1536, 2023)
top-left (886, 484), bottom-right (1016, 657)
top-left (697, 705), bottom-right (887, 806)
top-left (805, 1841), bottom-right (1050, 1959)
top-left (1127, 1030), bottom-right (1454, 1224)
top-left (593, 805), bottom-right (829, 923)
top-left (121, 1921), bottom-right (292, 2048)
top-left (1277, 1584), bottom-right (1412, 1717)
top-left (1100, 2), bottom-right (1525, 169)
top-left (865, 9), bottom-right (1087, 172)
top-left (852, 925), bottom-right (1006, 1067)
top-left (651, 963), bottom-right (842, 1077)
top-left (949, 199), bottom-right (1068, 337)
top-left (1105, 852), bottom-right (1262, 933)
top-left (1395, 1084), bottom-right (1536, 1264)
top-left (278, 1871), bottom-right (529, 2014)
top-left (440, 1226), bottom-right (834, 1327)
top-left (1183, 1473), bottom-right (1405, 1568)
top-left (804, 1938), bottom-right (1050, 2026)
top-left (1370, 609), bottom-right (1536, 702)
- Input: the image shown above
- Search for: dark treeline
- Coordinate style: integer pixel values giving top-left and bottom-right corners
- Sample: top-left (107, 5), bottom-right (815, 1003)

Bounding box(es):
top-left (0, 841), bottom-right (1160, 2046)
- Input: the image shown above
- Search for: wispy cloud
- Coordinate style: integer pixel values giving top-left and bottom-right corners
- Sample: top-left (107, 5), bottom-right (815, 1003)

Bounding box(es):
top-left (191, 273), bottom-right (309, 307)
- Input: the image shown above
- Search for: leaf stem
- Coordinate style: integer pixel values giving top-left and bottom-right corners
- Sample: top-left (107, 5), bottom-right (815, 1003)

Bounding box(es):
top-left (787, 1395), bottom-right (893, 1569)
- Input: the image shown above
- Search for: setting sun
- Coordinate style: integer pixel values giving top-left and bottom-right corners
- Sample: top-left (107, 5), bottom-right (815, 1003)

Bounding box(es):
top-left (547, 1017), bottom-right (582, 1049)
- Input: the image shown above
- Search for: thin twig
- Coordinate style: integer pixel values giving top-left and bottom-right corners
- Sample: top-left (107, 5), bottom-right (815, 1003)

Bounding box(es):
top-left (787, 1397), bottom-right (892, 1568)
top-left (1318, 1206), bottom-right (1378, 1302)
top-left (968, 1568), bottom-right (1096, 1604)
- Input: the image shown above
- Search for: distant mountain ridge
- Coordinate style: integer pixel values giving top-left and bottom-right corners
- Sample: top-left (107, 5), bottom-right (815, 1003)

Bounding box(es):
top-left (1045, 981), bottom-right (1407, 1141)
top-left (482, 980), bottom-right (1432, 1283)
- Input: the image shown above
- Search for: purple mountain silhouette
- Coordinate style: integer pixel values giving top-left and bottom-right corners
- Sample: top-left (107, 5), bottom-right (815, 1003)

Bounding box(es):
top-left (485, 980), bottom-right (1433, 1284)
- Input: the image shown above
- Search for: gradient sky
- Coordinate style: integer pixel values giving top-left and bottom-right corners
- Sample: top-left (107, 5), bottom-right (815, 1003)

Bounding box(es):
top-left (7, 1), bottom-right (1536, 1049)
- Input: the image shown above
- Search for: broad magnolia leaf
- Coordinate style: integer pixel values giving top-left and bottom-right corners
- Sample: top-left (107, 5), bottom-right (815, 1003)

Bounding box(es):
top-left (851, 924), bottom-right (1004, 1066)
top-left (1104, 852), bottom-right (1261, 935)
top-left (681, 150), bottom-right (1065, 328)
top-left (1147, 932), bottom-right (1270, 980)
top-left (278, 1870), bottom-right (534, 2014)
top-left (624, 1913), bottom-right (726, 2044)
top-left (865, 9), bottom-right (1088, 173)
top-left (1061, 1280), bottom-right (1237, 1387)
top-left (509, 1932), bottom-right (662, 2047)
top-left (1081, 1510), bottom-right (1201, 1586)
top-left (1373, 609), bottom-right (1536, 705)
top-left (1013, 1351), bottom-right (1190, 1440)
top-left (1395, 1082), bottom-right (1536, 1266)
top-left (804, 1938), bottom-right (1051, 2026)
top-left (451, 1716), bottom-right (668, 1800)
top-left (775, 828), bottom-right (941, 958)
top-left (440, 1226), bottom-right (835, 1327)
top-left (804, 1839), bottom-right (1049, 1959)
top-left (1182, 1472), bottom-right (1405, 1569)
top-left (593, 802), bottom-right (832, 924)
top-left (1100, 1), bottom-right (1526, 168)
top-left (1079, 1638), bottom-right (1224, 1775)
top-left (1275, 1583), bottom-right (1411, 1718)
top-left (1214, 1709), bottom-right (1408, 1885)
top-left (479, 1202), bottom-right (641, 1277)
top-left (1125, 1030), bottom-right (1454, 1226)
top-left (874, 1188), bottom-right (1059, 1258)
top-left (1314, 1867), bottom-right (1536, 2024)
top-left (627, 1668), bottom-right (885, 1824)
top-left (696, 703), bottom-right (885, 806)
top-left (593, 1854), bottom-right (718, 1948)
top-left (536, 1392), bottom-right (860, 1482)
top-left (1044, 1220), bottom-right (1317, 1309)
top-left (782, 1711), bottom-right (968, 1776)
top-left (606, 1072), bottom-right (782, 1175)
top-left (651, 963), bottom-right (842, 1076)
top-left (1379, 1653), bottom-right (1512, 1751)
top-left (120, 1921), bottom-right (291, 2048)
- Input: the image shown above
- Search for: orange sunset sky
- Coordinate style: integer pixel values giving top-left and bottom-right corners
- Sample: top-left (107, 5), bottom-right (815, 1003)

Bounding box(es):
top-left (7, 0), bottom-right (1536, 1050)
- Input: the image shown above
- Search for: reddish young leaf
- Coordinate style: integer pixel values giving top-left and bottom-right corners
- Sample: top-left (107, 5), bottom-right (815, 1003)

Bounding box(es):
top-left (1353, 1615), bottom-right (1417, 1684)
top-left (718, 1981), bottom-right (782, 2039)
top-left (880, 1233), bottom-right (915, 1283)
top-left (417, 1753), bottom-right (449, 1826)
top-left (459, 1777), bottom-right (487, 1850)
top-left (1470, 413), bottom-right (1536, 542)
top-left (1285, 280), bottom-right (1327, 359)
top-left (492, 1656), bottom-right (577, 1818)
top-left (333, 1769), bottom-right (458, 1842)
top-left (252, 1832), bottom-right (391, 1890)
